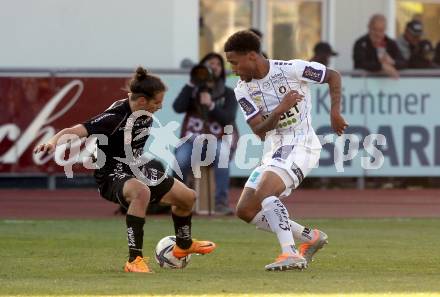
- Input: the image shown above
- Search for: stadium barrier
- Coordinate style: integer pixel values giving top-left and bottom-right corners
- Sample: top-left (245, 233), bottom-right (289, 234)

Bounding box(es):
top-left (1, 68), bottom-right (439, 190)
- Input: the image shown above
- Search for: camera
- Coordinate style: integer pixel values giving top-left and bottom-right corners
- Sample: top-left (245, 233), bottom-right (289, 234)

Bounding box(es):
top-left (190, 64), bottom-right (214, 93)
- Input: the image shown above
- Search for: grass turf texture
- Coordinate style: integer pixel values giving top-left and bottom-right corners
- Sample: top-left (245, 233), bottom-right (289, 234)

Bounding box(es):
top-left (0, 218), bottom-right (439, 297)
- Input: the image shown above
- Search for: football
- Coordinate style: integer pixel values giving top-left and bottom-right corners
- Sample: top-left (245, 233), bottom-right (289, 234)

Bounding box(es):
top-left (154, 236), bottom-right (191, 269)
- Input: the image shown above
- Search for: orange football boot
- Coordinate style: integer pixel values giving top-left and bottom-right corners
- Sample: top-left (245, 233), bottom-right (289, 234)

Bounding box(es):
top-left (124, 256), bottom-right (153, 273)
top-left (173, 240), bottom-right (216, 258)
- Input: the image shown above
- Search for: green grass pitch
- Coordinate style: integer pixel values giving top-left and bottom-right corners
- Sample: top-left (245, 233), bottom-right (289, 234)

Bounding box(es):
top-left (0, 217), bottom-right (439, 297)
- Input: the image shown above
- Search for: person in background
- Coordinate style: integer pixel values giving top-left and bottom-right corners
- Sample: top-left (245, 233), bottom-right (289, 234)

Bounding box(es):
top-left (408, 39), bottom-right (437, 69)
top-left (353, 14), bottom-right (406, 78)
top-left (434, 41), bottom-right (440, 67)
top-left (173, 52), bottom-right (238, 215)
top-left (396, 20), bottom-right (423, 62)
top-left (310, 42), bottom-right (338, 66)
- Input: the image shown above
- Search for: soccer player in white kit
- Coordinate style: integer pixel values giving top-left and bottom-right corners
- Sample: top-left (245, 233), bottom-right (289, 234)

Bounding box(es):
top-left (224, 31), bottom-right (348, 271)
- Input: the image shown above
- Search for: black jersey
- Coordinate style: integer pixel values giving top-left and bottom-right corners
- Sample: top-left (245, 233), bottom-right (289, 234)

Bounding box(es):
top-left (83, 98), bottom-right (152, 178)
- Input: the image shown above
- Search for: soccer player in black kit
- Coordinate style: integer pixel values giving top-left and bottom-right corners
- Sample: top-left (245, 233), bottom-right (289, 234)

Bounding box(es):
top-left (34, 67), bottom-right (216, 273)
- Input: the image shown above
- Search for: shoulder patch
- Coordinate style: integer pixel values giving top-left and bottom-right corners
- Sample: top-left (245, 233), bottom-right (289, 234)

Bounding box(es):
top-left (238, 98), bottom-right (257, 116)
top-left (302, 66), bottom-right (323, 82)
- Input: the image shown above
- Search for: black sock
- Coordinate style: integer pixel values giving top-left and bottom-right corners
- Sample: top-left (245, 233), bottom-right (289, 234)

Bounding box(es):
top-left (126, 214), bottom-right (145, 262)
top-left (172, 213), bottom-right (193, 249)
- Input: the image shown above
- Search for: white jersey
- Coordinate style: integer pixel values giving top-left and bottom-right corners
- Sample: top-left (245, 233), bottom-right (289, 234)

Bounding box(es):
top-left (234, 59), bottom-right (326, 149)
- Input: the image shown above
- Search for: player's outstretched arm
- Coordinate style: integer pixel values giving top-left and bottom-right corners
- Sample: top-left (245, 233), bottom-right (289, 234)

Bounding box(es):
top-left (248, 90), bottom-right (303, 140)
top-left (323, 69), bottom-right (348, 136)
top-left (33, 124), bottom-right (88, 155)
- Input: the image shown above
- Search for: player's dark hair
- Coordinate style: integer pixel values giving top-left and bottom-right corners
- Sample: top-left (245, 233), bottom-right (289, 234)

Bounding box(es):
top-left (129, 66), bottom-right (166, 100)
top-left (249, 28), bottom-right (263, 38)
top-left (224, 30), bottom-right (261, 54)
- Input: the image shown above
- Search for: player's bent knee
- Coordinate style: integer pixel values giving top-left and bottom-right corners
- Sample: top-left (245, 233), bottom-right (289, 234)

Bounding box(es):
top-left (182, 189), bottom-right (196, 210)
top-left (131, 185), bottom-right (151, 205)
top-left (189, 189), bottom-right (196, 202)
top-left (253, 173), bottom-right (285, 200)
top-left (170, 187), bottom-right (195, 211)
top-left (235, 205), bottom-right (255, 223)
top-left (124, 179), bottom-right (150, 203)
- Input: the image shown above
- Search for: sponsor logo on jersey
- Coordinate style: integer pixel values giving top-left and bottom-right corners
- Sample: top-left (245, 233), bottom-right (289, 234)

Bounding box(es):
top-left (262, 107), bottom-right (298, 121)
top-left (133, 127), bottom-right (150, 140)
top-left (274, 61), bottom-right (292, 66)
top-left (134, 117), bottom-right (152, 127)
top-left (270, 72), bottom-right (283, 80)
top-left (250, 91), bottom-right (263, 105)
top-left (238, 98), bottom-right (257, 116)
top-left (145, 167), bottom-right (159, 182)
top-left (246, 83), bottom-right (259, 93)
top-left (302, 66), bottom-right (323, 82)
top-left (250, 91), bottom-right (262, 97)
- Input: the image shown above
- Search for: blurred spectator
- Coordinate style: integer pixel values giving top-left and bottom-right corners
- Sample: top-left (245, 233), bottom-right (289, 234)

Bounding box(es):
top-left (180, 58), bottom-right (196, 69)
top-left (310, 41), bottom-right (338, 66)
top-left (353, 14), bottom-right (406, 78)
top-left (199, 16), bottom-right (214, 59)
top-left (408, 40), bottom-right (436, 69)
top-left (249, 28), bottom-right (268, 58)
top-left (396, 20), bottom-right (423, 61)
top-left (173, 52), bottom-right (238, 215)
top-left (434, 41), bottom-right (440, 67)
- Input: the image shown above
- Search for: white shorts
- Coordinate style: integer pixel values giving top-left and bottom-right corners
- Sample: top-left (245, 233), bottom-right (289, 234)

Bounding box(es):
top-left (244, 144), bottom-right (321, 197)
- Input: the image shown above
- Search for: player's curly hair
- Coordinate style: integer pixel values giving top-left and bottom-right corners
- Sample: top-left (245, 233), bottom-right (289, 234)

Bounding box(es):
top-left (224, 30), bottom-right (261, 53)
top-left (129, 66), bottom-right (166, 100)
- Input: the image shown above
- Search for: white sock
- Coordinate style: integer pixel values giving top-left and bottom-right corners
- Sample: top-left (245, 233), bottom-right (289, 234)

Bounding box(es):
top-left (250, 210), bottom-right (314, 243)
top-left (250, 210), bottom-right (271, 232)
top-left (261, 196), bottom-right (297, 255)
top-left (290, 221), bottom-right (315, 242)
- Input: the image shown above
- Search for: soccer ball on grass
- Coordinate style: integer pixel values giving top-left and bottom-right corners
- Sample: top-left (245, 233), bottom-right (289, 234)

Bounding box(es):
top-left (154, 236), bottom-right (191, 269)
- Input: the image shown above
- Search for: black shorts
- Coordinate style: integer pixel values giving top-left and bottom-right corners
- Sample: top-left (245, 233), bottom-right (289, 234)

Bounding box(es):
top-left (95, 167), bottom-right (174, 210)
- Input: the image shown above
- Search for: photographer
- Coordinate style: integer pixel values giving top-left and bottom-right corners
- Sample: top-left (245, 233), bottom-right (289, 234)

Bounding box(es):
top-left (173, 52), bottom-right (238, 215)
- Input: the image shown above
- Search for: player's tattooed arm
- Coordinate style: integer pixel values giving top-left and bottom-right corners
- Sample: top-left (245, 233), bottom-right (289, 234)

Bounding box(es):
top-left (248, 112), bottom-right (280, 140)
top-left (248, 90), bottom-right (303, 140)
top-left (323, 69), bottom-right (349, 136)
